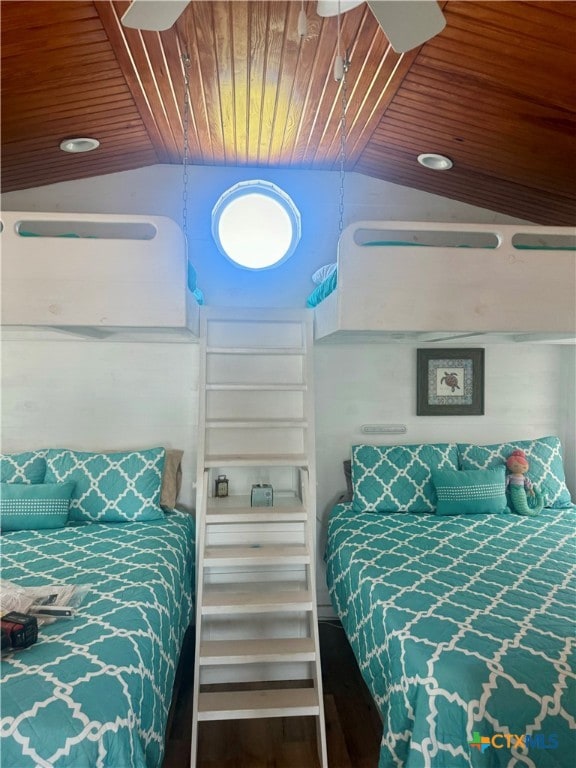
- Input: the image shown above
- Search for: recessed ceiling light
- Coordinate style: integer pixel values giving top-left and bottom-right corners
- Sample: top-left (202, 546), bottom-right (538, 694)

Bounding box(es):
top-left (417, 153), bottom-right (453, 170)
top-left (60, 137), bottom-right (100, 153)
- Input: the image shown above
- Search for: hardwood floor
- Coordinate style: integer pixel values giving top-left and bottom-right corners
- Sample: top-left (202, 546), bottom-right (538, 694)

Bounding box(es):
top-left (163, 621), bottom-right (382, 768)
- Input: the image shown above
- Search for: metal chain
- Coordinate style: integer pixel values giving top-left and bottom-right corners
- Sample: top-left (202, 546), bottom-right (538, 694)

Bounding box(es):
top-left (181, 53), bottom-right (191, 243)
top-left (338, 59), bottom-right (349, 235)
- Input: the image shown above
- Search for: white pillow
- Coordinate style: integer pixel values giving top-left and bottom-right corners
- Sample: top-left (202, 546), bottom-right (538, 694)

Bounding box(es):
top-left (311, 263), bottom-right (337, 285)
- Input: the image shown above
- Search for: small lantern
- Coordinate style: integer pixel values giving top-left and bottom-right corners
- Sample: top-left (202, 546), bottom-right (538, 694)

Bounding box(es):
top-left (214, 474), bottom-right (228, 498)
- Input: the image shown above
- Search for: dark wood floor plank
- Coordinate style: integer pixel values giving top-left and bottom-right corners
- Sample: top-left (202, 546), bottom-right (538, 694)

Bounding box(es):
top-left (163, 621), bottom-right (383, 768)
top-left (322, 695), bottom-right (354, 768)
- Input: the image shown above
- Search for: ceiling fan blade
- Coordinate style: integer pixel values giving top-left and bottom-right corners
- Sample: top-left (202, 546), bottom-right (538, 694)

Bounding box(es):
top-left (121, 0), bottom-right (190, 31)
top-left (317, 0), bottom-right (364, 15)
top-left (366, 1), bottom-right (446, 52)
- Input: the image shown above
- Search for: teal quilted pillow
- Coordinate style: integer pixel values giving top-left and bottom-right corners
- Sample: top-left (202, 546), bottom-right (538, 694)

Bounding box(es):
top-left (0, 451), bottom-right (46, 484)
top-left (351, 442), bottom-right (459, 512)
top-left (458, 436), bottom-right (572, 509)
top-left (0, 482), bottom-right (74, 531)
top-left (432, 467), bottom-right (509, 516)
top-left (43, 448), bottom-right (166, 523)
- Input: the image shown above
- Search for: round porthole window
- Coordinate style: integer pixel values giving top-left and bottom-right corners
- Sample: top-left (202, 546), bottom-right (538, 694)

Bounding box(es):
top-left (211, 180), bottom-right (301, 270)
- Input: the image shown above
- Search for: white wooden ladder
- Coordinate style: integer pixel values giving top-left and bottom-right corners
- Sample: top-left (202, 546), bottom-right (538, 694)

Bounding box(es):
top-left (190, 306), bottom-right (327, 768)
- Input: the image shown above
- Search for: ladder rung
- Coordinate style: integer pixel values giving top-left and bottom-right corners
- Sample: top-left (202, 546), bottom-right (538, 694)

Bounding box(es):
top-left (207, 346), bottom-right (305, 355)
top-left (206, 418), bottom-right (308, 429)
top-left (206, 383), bottom-right (306, 391)
top-left (204, 453), bottom-right (309, 467)
top-left (202, 589), bottom-right (313, 614)
top-left (199, 637), bottom-right (316, 665)
top-left (206, 505), bottom-right (307, 523)
top-left (197, 687), bottom-right (320, 720)
top-left (203, 545), bottom-right (310, 566)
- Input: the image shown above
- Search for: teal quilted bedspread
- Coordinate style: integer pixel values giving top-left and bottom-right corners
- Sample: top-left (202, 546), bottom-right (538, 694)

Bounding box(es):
top-left (326, 504), bottom-right (576, 767)
top-left (0, 511), bottom-right (195, 768)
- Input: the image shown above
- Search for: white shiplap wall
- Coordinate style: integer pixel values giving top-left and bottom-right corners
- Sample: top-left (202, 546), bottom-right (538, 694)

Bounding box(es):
top-left (2, 165), bottom-right (574, 618)
top-left (0, 339), bottom-right (199, 509)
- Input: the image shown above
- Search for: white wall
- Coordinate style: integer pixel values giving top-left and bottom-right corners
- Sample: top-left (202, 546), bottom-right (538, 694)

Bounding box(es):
top-left (0, 338), bottom-right (199, 509)
top-left (2, 166), bottom-right (573, 618)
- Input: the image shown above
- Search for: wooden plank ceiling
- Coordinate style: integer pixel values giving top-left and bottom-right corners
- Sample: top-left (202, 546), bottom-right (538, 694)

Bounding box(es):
top-left (1, 0), bottom-right (575, 224)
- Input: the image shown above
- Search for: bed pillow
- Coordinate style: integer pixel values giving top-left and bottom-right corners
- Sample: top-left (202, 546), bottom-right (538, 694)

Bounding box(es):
top-left (43, 448), bottom-right (166, 523)
top-left (160, 449), bottom-right (184, 510)
top-left (0, 482), bottom-right (74, 531)
top-left (306, 269), bottom-right (338, 308)
top-left (342, 459), bottom-right (353, 502)
top-left (311, 262), bottom-right (337, 285)
top-left (352, 442), bottom-right (459, 513)
top-left (0, 451), bottom-right (47, 484)
top-left (432, 467), bottom-right (509, 516)
top-left (458, 436), bottom-right (572, 509)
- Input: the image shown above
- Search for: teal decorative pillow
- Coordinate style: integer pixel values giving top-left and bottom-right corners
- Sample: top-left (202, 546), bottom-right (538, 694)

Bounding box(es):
top-left (43, 448), bottom-right (166, 523)
top-left (0, 451), bottom-right (47, 484)
top-left (458, 436), bottom-right (572, 509)
top-left (0, 482), bottom-right (74, 531)
top-left (351, 443), bottom-right (459, 513)
top-left (432, 467), bottom-right (509, 516)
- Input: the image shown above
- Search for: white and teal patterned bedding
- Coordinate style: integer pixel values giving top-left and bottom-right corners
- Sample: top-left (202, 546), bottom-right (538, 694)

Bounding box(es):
top-left (0, 511), bottom-right (194, 768)
top-left (326, 503), bottom-right (576, 767)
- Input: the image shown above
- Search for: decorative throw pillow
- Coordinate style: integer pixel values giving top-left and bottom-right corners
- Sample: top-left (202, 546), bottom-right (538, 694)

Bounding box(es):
top-left (0, 482), bottom-right (74, 531)
top-left (458, 436), bottom-right (572, 509)
top-left (352, 442), bottom-right (459, 513)
top-left (43, 448), bottom-right (166, 523)
top-left (432, 467), bottom-right (509, 516)
top-left (0, 451), bottom-right (47, 484)
top-left (160, 449), bottom-right (184, 510)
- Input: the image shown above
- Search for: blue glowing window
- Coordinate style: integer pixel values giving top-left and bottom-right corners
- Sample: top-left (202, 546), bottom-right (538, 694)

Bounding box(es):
top-left (211, 180), bottom-right (301, 270)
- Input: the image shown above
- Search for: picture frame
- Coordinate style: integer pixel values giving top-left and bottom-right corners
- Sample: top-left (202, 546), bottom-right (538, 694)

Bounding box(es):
top-left (417, 348), bottom-right (485, 416)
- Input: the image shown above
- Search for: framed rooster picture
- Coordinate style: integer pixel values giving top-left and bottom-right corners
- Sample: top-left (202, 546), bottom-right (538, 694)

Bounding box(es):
top-left (417, 348), bottom-right (485, 416)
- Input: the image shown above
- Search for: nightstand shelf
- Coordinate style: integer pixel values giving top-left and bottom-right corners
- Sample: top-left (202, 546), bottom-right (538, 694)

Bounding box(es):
top-left (207, 496), bottom-right (307, 523)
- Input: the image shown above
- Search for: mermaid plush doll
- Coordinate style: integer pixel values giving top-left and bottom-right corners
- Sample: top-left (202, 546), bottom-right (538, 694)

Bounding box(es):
top-left (506, 449), bottom-right (544, 516)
